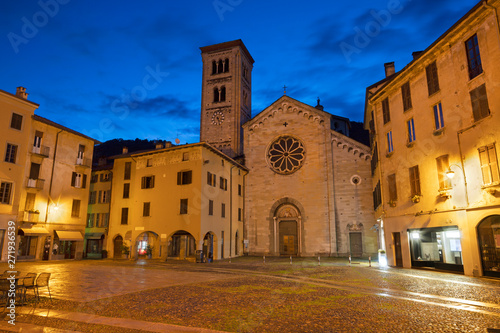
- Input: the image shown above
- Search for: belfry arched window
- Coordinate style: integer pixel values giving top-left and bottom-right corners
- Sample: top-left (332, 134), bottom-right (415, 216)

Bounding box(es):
top-left (218, 59), bottom-right (224, 74)
top-left (220, 86), bottom-right (226, 102)
top-left (213, 87), bottom-right (219, 103)
top-left (224, 58), bottom-right (229, 73)
top-left (212, 61), bottom-right (217, 75)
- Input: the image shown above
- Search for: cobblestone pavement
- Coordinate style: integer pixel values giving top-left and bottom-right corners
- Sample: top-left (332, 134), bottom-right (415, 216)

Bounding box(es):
top-left (1, 257), bottom-right (500, 332)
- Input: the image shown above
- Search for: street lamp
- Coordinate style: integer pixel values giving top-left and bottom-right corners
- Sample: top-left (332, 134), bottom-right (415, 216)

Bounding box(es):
top-left (445, 163), bottom-right (469, 206)
top-left (446, 164), bottom-right (463, 179)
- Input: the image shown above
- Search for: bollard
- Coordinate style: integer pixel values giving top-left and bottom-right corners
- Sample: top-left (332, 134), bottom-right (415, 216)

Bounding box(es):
top-left (263, 255), bottom-right (265, 264)
top-left (349, 255), bottom-right (351, 266)
top-left (368, 256), bottom-right (371, 267)
top-left (318, 256), bottom-right (321, 266)
top-left (290, 256), bottom-right (292, 265)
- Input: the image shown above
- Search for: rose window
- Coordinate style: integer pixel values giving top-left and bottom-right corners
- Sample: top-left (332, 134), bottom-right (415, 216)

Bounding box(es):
top-left (267, 136), bottom-right (306, 174)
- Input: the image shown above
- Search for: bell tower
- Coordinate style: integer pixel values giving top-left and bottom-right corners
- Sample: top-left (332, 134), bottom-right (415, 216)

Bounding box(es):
top-left (200, 39), bottom-right (254, 159)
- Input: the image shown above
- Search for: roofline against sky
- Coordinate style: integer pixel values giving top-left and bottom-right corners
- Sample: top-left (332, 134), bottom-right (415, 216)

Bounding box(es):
top-left (200, 39), bottom-right (255, 64)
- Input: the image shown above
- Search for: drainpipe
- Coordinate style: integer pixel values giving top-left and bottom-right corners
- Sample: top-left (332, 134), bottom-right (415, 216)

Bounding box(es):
top-left (242, 170), bottom-right (248, 255)
top-left (457, 125), bottom-right (475, 207)
top-left (229, 165), bottom-right (236, 258)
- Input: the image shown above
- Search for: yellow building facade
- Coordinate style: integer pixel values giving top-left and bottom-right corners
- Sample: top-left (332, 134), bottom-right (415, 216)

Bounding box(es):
top-left (365, 0), bottom-right (500, 277)
top-left (106, 143), bottom-right (246, 261)
top-left (0, 87), bottom-right (97, 262)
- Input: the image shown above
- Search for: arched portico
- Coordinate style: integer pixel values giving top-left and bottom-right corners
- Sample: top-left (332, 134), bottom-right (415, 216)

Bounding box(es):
top-left (135, 231), bottom-right (158, 258)
top-left (167, 230), bottom-right (196, 260)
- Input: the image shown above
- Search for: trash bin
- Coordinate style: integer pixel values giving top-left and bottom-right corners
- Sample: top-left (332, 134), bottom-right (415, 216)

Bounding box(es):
top-left (196, 250), bottom-right (204, 263)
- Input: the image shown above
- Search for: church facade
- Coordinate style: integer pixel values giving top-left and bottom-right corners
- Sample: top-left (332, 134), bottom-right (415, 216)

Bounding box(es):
top-left (200, 40), bottom-right (378, 257)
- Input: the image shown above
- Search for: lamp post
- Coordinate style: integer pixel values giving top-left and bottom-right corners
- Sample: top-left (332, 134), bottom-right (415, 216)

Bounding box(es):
top-left (446, 163), bottom-right (469, 206)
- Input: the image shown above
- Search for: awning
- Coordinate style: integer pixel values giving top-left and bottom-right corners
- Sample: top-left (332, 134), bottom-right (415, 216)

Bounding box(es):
top-left (85, 233), bottom-right (104, 240)
top-left (18, 227), bottom-right (49, 236)
top-left (55, 230), bottom-right (83, 241)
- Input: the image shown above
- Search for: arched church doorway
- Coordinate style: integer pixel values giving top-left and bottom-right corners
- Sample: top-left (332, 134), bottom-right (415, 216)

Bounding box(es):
top-left (477, 215), bottom-right (500, 278)
top-left (274, 204), bottom-right (301, 256)
top-left (113, 235), bottom-right (123, 258)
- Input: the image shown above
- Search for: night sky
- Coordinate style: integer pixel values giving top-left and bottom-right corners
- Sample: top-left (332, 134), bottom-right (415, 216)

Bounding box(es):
top-left (1, 0), bottom-right (476, 144)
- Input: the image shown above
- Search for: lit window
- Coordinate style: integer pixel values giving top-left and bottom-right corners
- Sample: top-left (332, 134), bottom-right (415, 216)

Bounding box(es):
top-left (478, 144), bottom-right (499, 185)
top-left (436, 155), bottom-right (452, 190)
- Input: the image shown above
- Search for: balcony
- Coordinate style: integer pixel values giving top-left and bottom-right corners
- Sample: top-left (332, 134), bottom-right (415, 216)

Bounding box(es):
top-left (76, 157), bottom-right (92, 168)
top-left (23, 210), bottom-right (40, 223)
top-left (26, 178), bottom-right (45, 190)
top-left (31, 145), bottom-right (50, 157)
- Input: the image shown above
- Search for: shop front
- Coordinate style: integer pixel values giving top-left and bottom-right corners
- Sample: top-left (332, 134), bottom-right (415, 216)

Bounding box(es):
top-left (408, 226), bottom-right (464, 273)
top-left (477, 215), bottom-right (500, 278)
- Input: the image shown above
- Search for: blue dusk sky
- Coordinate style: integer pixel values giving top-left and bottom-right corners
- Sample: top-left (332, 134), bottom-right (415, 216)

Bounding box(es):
top-left (0, 0), bottom-right (477, 143)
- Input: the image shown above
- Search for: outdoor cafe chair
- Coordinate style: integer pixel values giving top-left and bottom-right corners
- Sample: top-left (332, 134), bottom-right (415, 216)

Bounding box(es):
top-left (20, 273), bottom-right (37, 303)
top-left (34, 273), bottom-right (52, 301)
top-left (0, 278), bottom-right (9, 308)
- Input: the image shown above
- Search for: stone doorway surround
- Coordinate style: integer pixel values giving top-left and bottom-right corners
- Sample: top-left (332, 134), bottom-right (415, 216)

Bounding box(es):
top-left (272, 202), bottom-right (302, 256)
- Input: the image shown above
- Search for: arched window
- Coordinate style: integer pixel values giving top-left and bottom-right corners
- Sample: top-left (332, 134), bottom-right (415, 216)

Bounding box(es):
top-left (218, 59), bottom-right (223, 74)
top-left (212, 61), bottom-right (217, 75)
top-left (213, 87), bottom-right (219, 103)
top-left (220, 86), bottom-right (226, 102)
top-left (224, 58), bottom-right (229, 73)
top-left (243, 91), bottom-right (248, 107)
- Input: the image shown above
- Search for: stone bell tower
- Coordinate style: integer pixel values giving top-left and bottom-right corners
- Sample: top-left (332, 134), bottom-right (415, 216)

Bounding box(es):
top-left (200, 39), bottom-right (254, 159)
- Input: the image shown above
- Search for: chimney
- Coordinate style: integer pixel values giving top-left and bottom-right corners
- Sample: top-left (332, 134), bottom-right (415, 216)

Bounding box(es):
top-left (384, 62), bottom-right (395, 77)
top-left (412, 51), bottom-right (424, 60)
top-left (165, 141), bottom-right (172, 148)
top-left (16, 86), bottom-right (28, 99)
top-left (155, 142), bottom-right (164, 149)
top-left (122, 147), bottom-right (128, 154)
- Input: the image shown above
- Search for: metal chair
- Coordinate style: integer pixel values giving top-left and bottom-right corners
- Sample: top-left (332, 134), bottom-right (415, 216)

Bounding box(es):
top-left (21, 273), bottom-right (37, 303)
top-left (0, 279), bottom-right (10, 308)
top-left (34, 273), bottom-right (52, 301)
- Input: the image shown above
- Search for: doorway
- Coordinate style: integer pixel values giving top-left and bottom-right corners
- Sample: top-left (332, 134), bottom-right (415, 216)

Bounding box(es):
top-left (279, 221), bottom-right (297, 255)
top-left (349, 232), bottom-right (363, 257)
top-left (393, 232), bottom-right (403, 267)
top-left (113, 235), bottom-right (123, 258)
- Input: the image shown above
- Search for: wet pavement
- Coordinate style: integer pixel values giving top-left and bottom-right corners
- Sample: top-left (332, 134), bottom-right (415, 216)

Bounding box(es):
top-left (1, 257), bottom-right (500, 332)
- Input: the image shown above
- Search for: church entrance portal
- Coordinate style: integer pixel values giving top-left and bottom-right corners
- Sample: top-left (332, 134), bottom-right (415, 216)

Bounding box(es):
top-left (273, 203), bottom-right (301, 256)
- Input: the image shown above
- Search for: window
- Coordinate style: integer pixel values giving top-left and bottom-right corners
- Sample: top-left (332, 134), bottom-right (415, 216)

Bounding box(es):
top-left (218, 59), bottom-right (224, 74)
top-left (386, 131), bottom-right (394, 154)
top-left (141, 175), bottom-right (155, 189)
top-left (372, 181), bottom-right (381, 210)
top-left (407, 118), bottom-right (416, 143)
top-left (401, 81), bottom-right (412, 111)
top-left (207, 172), bottom-right (216, 187)
top-left (220, 86), bottom-right (226, 102)
top-left (433, 102), bottom-right (444, 130)
top-left (382, 98), bottom-right (390, 124)
top-left (180, 199), bottom-right (188, 215)
top-left (409, 165), bottom-right (421, 196)
top-left (87, 213), bottom-right (94, 228)
top-left (77, 144), bottom-right (85, 161)
top-left (10, 113), bottom-right (23, 130)
top-left (90, 174), bottom-right (98, 183)
top-left (213, 87), bottom-right (220, 103)
top-left (101, 213), bottom-right (109, 227)
top-left (371, 144), bottom-right (378, 176)
top-left (98, 190), bottom-right (110, 204)
top-left (71, 172), bottom-right (87, 188)
top-left (4, 144), bottom-right (18, 163)
top-left (479, 144), bottom-right (499, 186)
top-left (219, 177), bottom-right (228, 190)
top-left (0, 182), bottom-right (12, 204)
top-left (143, 202), bottom-right (151, 217)
top-left (221, 203), bottom-right (226, 218)
top-left (208, 200), bottom-right (213, 216)
top-left (25, 193), bottom-right (36, 211)
top-left (33, 131), bottom-right (43, 153)
top-left (95, 213), bottom-right (101, 227)
top-left (426, 61), bottom-right (440, 96)
top-left (121, 207), bottom-right (129, 225)
top-left (71, 199), bottom-right (81, 217)
top-left (224, 58), bottom-right (229, 73)
top-left (100, 173), bottom-right (111, 182)
top-left (182, 152), bottom-right (189, 161)
top-left (124, 162), bottom-right (131, 180)
top-left (89, 191), bottom-right (97, 204)
top-left (470, 84), bottom-right (490, 122)
top-left (212, 60), bottom-right (217, 75)
top-left (388, 174), bottom-right (398, 201)
top-left (177, 170), bottom-right (192, 185)
top-left (123, 183), bottom-right (130, 198)
top-left (238, 208), bottom-right (242, 221)
top-left (238, 184), bottom-right (242, 196)
top-left (465, 34), bottom-right (482, 80)
top-left (436, 155), bottom-right (452, 190)
top-left (266, 136), bottom-right (306, 175)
